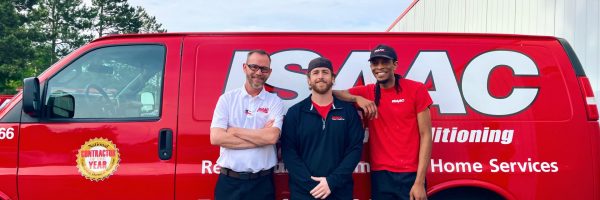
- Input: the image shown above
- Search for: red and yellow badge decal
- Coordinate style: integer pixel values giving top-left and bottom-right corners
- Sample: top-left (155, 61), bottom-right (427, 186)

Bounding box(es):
top-left (76, 138), bottom-right (120, 181)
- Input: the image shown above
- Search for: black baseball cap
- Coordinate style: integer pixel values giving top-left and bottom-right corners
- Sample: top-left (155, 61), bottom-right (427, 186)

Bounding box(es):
top-left (307, 57), bottom-right (334, 75)
top-left (368, 44), bottom-right (398, 61)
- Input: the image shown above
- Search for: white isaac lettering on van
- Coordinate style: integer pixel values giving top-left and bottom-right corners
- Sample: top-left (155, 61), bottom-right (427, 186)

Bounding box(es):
top-left (225, 50), bottom-right (539, 116)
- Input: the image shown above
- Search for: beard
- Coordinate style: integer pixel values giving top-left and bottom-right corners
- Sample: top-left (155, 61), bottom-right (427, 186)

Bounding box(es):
top-left (247, 74), bottom-right (267, 89)
top-left (310, 80), bottom-right (333, 94)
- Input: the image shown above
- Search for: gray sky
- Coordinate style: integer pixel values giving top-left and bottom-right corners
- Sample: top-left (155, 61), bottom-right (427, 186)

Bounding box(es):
top-left (128, 0), bottom-right (411, 32)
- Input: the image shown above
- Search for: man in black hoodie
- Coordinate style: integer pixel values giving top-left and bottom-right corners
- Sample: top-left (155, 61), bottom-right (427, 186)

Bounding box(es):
top-left (282, 57), bottom-right (365, 199)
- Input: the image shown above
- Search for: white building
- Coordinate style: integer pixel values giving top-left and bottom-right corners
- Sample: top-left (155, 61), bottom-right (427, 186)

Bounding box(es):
top-left (388, 0), bottom-right (599, 100)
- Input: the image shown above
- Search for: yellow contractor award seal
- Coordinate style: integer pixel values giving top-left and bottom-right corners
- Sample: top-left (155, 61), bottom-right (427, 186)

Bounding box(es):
top-left (76, 138), bottom-right (120, 181)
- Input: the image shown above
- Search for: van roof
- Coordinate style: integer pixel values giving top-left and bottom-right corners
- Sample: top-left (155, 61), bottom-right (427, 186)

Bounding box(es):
top-left (92, 32), bottom-right (559, 43)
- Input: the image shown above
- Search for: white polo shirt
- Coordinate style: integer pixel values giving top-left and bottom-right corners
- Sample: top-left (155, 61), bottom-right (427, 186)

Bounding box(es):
top-left (210, 86), bottom-right (285, 173)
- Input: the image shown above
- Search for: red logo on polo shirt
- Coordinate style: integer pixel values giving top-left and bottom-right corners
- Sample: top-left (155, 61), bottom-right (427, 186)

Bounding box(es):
top-left (257, 107), bottom-right (269, 114)
top-left (391, 99), bottom-right (405, 103)
top-left (331, 116), bottom-right (345, 120)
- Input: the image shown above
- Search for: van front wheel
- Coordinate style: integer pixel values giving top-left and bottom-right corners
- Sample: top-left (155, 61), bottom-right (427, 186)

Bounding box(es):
top-left (429, 187), bottom-right (505, 200)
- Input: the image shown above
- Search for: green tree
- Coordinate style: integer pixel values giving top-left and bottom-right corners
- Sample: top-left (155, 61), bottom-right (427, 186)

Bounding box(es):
top-left (29, 0), bottom-right (91, 64)
top-left (0, 0), bottom-right (166, 94)
top-left (136, 6), bottom-right (166, 33)
top-left (0, 0), bottom-right (36, 94)
top-left (90, 0), bottom-right (165, 37)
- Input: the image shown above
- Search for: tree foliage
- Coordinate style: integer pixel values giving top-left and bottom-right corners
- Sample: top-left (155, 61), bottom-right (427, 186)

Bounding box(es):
top-left (0, 0), bottom-right (36, 94)
top-left (90, 0), bottom-right (165, 37)
top-left (0, 0), bottom-right (166, 94)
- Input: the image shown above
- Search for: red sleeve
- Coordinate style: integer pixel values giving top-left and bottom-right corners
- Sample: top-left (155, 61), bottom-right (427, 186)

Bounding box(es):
top-left (348, 85), bottom-right (369, 99)
top-left (415, 83), bottom-right (433, 113)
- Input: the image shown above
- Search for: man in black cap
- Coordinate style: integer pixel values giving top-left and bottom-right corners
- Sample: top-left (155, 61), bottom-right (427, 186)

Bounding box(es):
top-left (282, 57), bottom-right (364, 199)
top-left (334, 44), bottom-right (433, 200)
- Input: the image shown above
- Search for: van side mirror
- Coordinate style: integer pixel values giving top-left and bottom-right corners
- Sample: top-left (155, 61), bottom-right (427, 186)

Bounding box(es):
top-left (23, 77), bottom-right (41, 117)
top-left (47, 93), bottom-right (75, 118)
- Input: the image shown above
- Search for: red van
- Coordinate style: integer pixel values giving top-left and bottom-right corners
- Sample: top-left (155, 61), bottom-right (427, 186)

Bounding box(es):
top-left (0, 33), bottom-right (597, 200)
top-left (0, 95), bottom-right (11, 111)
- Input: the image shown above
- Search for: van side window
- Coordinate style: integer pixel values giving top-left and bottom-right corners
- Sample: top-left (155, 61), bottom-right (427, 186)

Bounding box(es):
top-left (45, 45), bottom-right (165, 119)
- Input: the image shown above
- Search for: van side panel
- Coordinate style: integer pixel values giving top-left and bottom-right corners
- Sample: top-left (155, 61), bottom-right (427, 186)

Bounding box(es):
top-left (0, 95), bottom-right (22, 200)
top-left (426, 39), bottom-right (594, 200)
top-left (591, 121), bottom-right (600, 200)
top-left (175, 37), bottom-right (224, 199)
top-left (558, 38), bottom-right (600, 200)
top-left (0, 95), bottom-right (12, 111)
top-left (553, 40), bottom-right (600, 200)
top-left (0, 123), bottom-right (18, 199)
top-left (172, 34), bottom-right (598, 200)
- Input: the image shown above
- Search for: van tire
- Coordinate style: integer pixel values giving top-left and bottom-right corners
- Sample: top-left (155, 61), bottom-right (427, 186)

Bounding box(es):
top-left (429, 187), bottom-right (506, 200)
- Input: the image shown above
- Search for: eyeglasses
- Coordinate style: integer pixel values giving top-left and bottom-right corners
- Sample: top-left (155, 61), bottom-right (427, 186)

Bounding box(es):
top-left (246, 64), bottom-right (272, 73)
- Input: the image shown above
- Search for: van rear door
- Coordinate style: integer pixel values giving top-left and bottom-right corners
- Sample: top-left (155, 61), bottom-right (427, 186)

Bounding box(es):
top-left (17, 37), bottom-right (181, 199)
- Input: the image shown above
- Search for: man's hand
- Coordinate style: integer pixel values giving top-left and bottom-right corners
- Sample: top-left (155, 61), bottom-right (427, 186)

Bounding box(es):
top-left (409, 183), bottom-right (427, 200)
top-left (356, 96), bottom-right (377, 120)
top-left (230, 119), bottom-right (274, 137)
top-left (310, 176), bottom-right (331, 199)
top-left (210, 127), bottom-right (258, 149)
top-left (263, 119), bottom-right (274, 128)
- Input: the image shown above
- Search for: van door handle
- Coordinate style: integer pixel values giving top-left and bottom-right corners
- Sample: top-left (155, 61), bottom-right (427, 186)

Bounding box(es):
top-left (158, 128), bottom-right (173, 160)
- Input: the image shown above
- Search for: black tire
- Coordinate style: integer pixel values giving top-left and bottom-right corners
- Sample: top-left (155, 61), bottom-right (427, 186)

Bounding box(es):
top-left (429, 187), bottom-right (506, 200)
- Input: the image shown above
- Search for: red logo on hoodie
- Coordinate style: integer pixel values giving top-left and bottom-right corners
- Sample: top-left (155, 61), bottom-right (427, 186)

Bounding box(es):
top-left (331, 116), bottom-right (345, 121)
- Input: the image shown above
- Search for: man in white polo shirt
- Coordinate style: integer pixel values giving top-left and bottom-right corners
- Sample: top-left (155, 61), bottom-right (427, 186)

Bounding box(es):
top-left (210, 49), bottom-right (285, 200)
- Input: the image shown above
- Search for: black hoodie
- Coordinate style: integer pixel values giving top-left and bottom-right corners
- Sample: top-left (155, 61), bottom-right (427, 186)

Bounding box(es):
top-left (282, 95), bottom-right (365, 200)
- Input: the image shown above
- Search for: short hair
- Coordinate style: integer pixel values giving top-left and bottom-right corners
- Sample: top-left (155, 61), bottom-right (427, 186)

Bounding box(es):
top-left (247, 49), bottom-right (271, 62)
